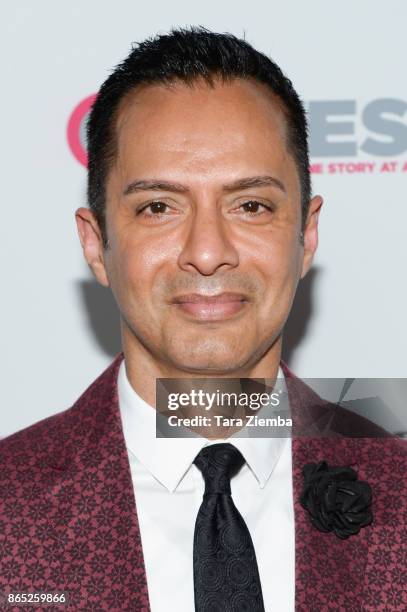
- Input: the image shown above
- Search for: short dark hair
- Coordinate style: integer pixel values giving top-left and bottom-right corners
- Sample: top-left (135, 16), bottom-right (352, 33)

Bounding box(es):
top-left (87, 26), bottom-right (311, 249)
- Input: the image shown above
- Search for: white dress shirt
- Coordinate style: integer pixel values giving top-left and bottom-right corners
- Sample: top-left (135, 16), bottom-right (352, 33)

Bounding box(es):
top-left (117, 360), bottom-right (295, 611)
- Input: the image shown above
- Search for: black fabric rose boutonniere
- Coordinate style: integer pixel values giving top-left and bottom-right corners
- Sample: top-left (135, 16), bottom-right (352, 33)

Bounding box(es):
top-left (300, 461), bottom-right (373, 539)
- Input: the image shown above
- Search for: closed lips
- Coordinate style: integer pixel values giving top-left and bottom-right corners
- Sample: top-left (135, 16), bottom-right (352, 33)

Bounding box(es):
top-left (172, 293), bottom-right (247, 304)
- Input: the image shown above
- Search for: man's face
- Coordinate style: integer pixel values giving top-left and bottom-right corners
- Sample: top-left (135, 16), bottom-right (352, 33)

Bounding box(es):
top-left (78, 78), bottom-right (321, 375)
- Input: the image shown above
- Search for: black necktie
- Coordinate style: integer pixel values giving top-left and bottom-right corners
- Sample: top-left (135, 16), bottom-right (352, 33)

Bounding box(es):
top-left (193, 443), bottom-right (265, 612)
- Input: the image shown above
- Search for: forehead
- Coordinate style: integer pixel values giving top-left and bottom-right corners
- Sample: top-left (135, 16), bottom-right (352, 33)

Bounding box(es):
top-left (112, 77), bottom-right (297, 190)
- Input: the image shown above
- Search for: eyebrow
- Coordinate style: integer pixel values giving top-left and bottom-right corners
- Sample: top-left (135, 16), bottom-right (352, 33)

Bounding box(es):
top-left (123, 175), bottom-right (286, 196)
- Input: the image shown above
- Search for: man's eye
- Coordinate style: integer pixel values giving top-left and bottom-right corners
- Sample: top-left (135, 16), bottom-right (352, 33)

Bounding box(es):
top-left (240, 200), bottom-right (273, 214)
top-left (138, 201), bottom-right (169, 215)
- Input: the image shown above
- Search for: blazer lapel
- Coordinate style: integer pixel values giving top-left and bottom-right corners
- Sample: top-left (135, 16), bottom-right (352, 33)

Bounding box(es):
top-left (44, 352), bottom-right (151, 611)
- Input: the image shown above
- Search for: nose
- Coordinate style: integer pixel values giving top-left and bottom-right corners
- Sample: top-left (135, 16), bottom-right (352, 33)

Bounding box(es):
top-left (177, 205), bottom-right (239, 276)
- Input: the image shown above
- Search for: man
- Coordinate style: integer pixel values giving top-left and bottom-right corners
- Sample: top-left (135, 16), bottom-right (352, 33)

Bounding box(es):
top-left (0, 27), bottom-right (405, 612)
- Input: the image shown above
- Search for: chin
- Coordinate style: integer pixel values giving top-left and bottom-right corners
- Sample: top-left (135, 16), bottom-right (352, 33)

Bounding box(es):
top-left (169, 344), bottom-right (250, 374)
top-left (174, 358), bottom-right (245, 375)
top-left (164, 327), bottom-right (260, 374)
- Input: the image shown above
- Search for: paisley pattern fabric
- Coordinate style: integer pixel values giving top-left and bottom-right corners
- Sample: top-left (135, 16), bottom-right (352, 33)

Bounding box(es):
top-left (0, 351), bottom-right (405, 611)
top-left (193, 443), bottom-right (265, 612)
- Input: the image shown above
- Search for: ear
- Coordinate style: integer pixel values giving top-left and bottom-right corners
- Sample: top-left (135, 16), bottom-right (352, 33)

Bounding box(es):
top-left (75, 207), bottom-right (110, 287)
top-left (300, 195), bottom-right (323, 279)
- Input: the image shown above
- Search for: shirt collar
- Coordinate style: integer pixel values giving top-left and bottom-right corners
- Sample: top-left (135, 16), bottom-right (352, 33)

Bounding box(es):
top-left (117, 360), bottom-right (289, 492)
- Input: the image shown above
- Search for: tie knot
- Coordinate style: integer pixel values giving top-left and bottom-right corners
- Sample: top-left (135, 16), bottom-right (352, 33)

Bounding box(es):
top-left (193, 443), bottom-right (245, 495)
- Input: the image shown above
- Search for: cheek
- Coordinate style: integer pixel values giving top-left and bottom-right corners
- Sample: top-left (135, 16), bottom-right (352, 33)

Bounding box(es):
top-left (108, 235), bottom-right (171, 303)
top-left (255, 244), bottom-right (301, 340)
top-left (253, 231), bottom-right (302, 292)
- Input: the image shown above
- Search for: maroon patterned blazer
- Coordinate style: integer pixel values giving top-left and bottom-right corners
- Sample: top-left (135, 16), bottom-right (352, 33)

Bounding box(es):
top-left (1, 352), bottom-right (406, 611)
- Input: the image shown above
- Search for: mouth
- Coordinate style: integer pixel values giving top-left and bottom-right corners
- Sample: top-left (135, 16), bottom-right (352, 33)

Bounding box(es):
top-left (171, 292), bottom-right (249, 321)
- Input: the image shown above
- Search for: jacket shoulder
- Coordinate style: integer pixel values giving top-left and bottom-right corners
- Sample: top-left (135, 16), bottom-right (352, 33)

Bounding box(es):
top-left (0, 404), bottom-right (76, 463)
top-left (0, 352), bottom-right (124, 473)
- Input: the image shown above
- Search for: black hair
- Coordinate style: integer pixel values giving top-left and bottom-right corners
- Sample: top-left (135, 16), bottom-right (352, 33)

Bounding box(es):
top-left (86, 26), bottom-right (311, 249)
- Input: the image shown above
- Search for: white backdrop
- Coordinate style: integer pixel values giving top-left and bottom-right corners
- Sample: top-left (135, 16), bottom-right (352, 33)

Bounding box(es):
top-left (2, 0), bottom-right (406, 437)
